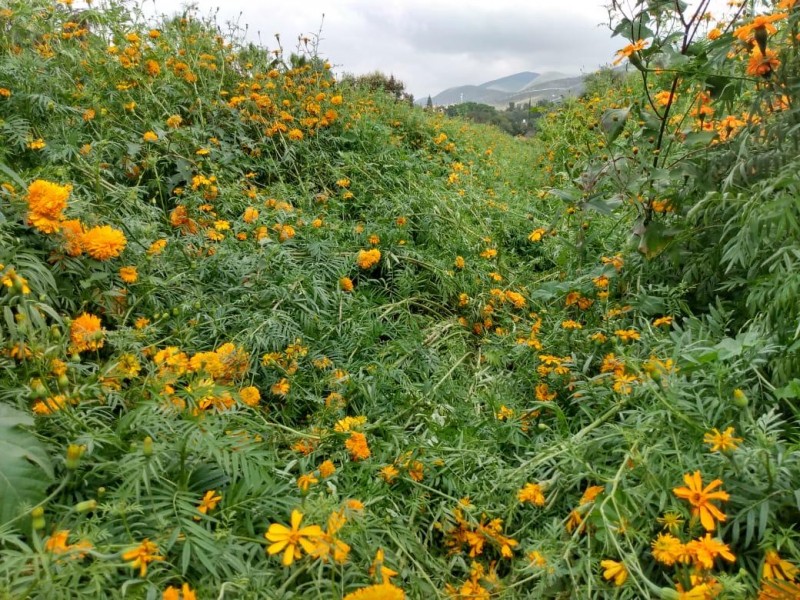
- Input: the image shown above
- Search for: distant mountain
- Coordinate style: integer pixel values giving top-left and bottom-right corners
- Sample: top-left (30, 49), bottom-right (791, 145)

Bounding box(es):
top-left (420, 71), bottom-right (587, 108)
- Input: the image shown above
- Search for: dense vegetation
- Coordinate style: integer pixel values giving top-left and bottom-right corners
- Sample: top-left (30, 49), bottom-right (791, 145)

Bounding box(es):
top-left (0, 0), bottom-right (798, 598)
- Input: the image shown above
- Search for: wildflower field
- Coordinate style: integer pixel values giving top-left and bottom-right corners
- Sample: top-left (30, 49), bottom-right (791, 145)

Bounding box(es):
top-left (1, 0), bottom-right (800, 598)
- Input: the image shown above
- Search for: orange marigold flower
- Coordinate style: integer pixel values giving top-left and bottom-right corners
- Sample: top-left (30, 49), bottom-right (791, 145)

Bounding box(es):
top-left (673, 471), bottom-right (729, 531)
top-left (357, 248), bottom-right (381, 269)
top-left (319, 460), bottom-right (336, 478)
top-left (70, 312), bottom-right (104, 353)
top-left (148, 239), bottom-right (168, 255)
top-left (345, 431), bottom-right (371, 461)
top-left (82, 225), bottom-right (127, 260)
top-left (143, 131), bottom-right (159, 142)
top-left (162, 583), bottom-right (196, 600)
top-left (287, 128), bottom-right (303, 141)
top-left (747, 47), bottom-right (780, 78)
top-left (685, 533), bottom-right (735, 569)
top-left (119, 266), bottom-right (138, 283)
top-left (243, 207), bottom-right (259, 223)
top-left (340, 276), bottom-right (354, 292)
top-left (166, 114), bottom-right (183, 128)
top-left (122, 539), bottom-right (163, 577)
top-left (196, 490), bottom-right (222, 516)
top-left (651, 532), bottom-right (684, 566)
top-left (613, 39), bottom-right (648, 65)
top-left (518, 483), bottom-right (546, 506)
top-left (26, 179), bottom-right (71, 234)
top-left (380, 464), bottom-right (399, 483)
top-left (61, 219), bottom-right (85, 256)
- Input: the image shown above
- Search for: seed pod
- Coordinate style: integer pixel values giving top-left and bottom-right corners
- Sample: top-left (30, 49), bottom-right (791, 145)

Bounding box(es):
top-left (142, 436), bottom-right (154, 457)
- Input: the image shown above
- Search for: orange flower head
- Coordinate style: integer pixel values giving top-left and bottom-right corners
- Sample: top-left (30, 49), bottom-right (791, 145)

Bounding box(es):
top-left (672, 471), bottom-right (729, 531)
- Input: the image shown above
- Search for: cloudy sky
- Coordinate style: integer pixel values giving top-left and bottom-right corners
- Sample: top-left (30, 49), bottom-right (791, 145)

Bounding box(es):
top-left (134, 0), bottom-right (622, 98)
top-left (138, 0), bottom-right (726, 99)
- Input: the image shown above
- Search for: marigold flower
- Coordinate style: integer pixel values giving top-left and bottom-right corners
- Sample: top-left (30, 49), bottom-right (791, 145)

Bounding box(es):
top-left (600, 559), bottom-right (628, 586)
top-left (265, 509), bottom-right (323, 566)
top-left (613, 39), bottom-right (648, 65)
top-left (166, 114), bottom-right (183, 128)
top-left (651, 532), bottom-right (684, 566)
top-left (747, 47), bottom-right (780, 78)
top-left (271, 378), bottom-right (290, 396)
top-left (119, 266), bottom-right (138, 283)
top-left (297, 473), bottom-right (319, 492)
top-left (673, 471), bottom-right (729, 531)
top-left (162, 583), bottom-right (196, 600)
top-left (26, 179), bottom-right (71, 233)
top-left (343, 583), bottom-right (405, 600)
top-left (345, 431), bottom-right (371, 461)
top-left (518, 483), bottom-right (546, 506)
top-left (239, 386), bottom-right (260, 407)
top-left (340, 276), bottom-right (354, 292)
top-left (143, 131), bottom-right (159, 142)
top-left (653, 316), bottom-right (672, 327)
top-left (122, 539), bottom-right (163, 577)
top-left (763, 549), bottom-right (799, 580)
top-left (196, 490), bottom-right (222, 517)
top-left (454, 256), bottom-right (465, 269)
top-left (287, 128), bottom-right (303, 140)
top-left (380, 465), bottom-right (399, 483)
top-left (148, 239), bottom-right (167, 255)
top-left (703, 427), bottom-right (742, 453)
top-left (70, 312), bottom-right (104, 353)
top-left (685, 533), bottom-right (735, 569)
top-left (319, 460), bottom-right (336, 478)
top-left (357, 248), bottom-right (381, 269)
top-left (82, 225), bottom-right (127, 260)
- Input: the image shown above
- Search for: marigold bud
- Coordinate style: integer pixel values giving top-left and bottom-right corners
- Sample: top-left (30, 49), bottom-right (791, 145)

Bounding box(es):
top-left (74, 499), bottom-right (97, 513)
top-left (65, 444), bottom-right (84, 470)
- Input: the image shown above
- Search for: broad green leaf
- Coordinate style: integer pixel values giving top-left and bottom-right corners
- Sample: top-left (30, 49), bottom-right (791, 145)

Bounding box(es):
top-left (637, 220), bottom-right (676, 259)
top-left (600, 107), bottom-right (631, 143)
top-left (0, 404), bottom-right (54, 527)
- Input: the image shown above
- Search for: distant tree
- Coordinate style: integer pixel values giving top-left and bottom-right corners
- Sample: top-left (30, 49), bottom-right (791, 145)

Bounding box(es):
top-left (340, 71), bottom-right (414, 105)
top-left (426, 95), bottom-right (433, 110)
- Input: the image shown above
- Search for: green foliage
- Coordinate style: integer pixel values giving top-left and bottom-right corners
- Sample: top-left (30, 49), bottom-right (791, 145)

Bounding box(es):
top-left (0, 404), bottom-right (54, 527)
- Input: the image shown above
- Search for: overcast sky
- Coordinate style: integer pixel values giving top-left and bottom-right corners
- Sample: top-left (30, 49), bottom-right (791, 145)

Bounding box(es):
top-left (136, 0), bottom-right (728, 99)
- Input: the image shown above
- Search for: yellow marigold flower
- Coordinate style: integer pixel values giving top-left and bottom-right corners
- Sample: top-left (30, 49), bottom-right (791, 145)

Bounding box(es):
top-left (613, 39), bottom-right (648, 65)
top-left (122, 539), bottom-right (163, 577)
top-left (535, 383), bottom-right (556, 402)
top-left (119, 266), bottom-right (138, 283)
top-left (145, 59), bottom-right (160, 76)
top-left (357, 248), bottom-right (381, 269)
top-left (162, 583), bottom-right (196, 600)
top-left (380, 465), bottom-right (399, 483)
top-left (239, 386), bottom-right (260, 407)
top-left (143, 131), bottom-right (159, 142)
top-left (453, 255), bottom-right (465, 269)
top-left (28, 138), bottom-right (46, 150)
top-left (703, 427), bottom-right (742, 453)
top-left (480, 247), bottom-right (497, 259)
top-left (657, 512), bottom-right (684, 535)
top-left (343, 583), bottom-right (405, 600)
top-left (653, 316), bottom-right (672, 327)
top-left (32, 394), bottom-right (68, 415)
top-left (335, 415), bottom-right (367, 432)
top-left (340, 276), bottom-right (354, 292)
top-left (654, 90), bottom-right (677, 107)
top-left (529, 550), bottom-right (547, 567)
top-left (319, 460), bottom-right (336, 478)
top-left (528, 227), bottom-right (547, 242)
top-left (271, 378), bottom-right (290, 397)
top-left (345, 432), bottom-right (371, 461)
top-left (651, 532), bottom-right (684, 566)
top-left (518, 483), bottom-right (546, 506)
top-left (673, 471), bottom-right (729, 531)
top-left (243, 207), bottom-right (259, 223)
top-left (562, 319), bottom-right (582, 330)
top-left (196, 490), bottom-right (222, 516)
top-left (287, 128), bottom-right (303, 141)
top-left (166, 114), bottom-right (182, 128)
top-left (763, 549), bottom-right (799, 580)
top-left (82, 225), bottom-right (127, 260)
top-left (26, 179), bottom-right (71, 234)
top-left (148, 239), bottom-right (167, 255)
top-left (614, 328), bottom-right (640, 342)
top-left (600, 559), bottom-right (628, 586)
top-left (135, 317), bottom-right (150, 329)
top-left (297, 473), bottom-right (319, 492)
top-left (265, 509), bottom-right (323, 566)
top-left (331, 95), bottom-right (343, 105)
top-left (70, 312), bottom-right (104, 353)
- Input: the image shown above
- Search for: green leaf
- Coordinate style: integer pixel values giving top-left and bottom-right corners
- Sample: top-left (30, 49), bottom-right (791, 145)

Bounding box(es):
top-left (637, 221), bottom-right (676, 259)
top-left (0, 404), bottom-right (54, 527)
top-left (583, 194), bottom-right (623, 215)
top-left (600, 108), bottom-right (631, 143)
top-left (682, 131), bottom-right (716, 148)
